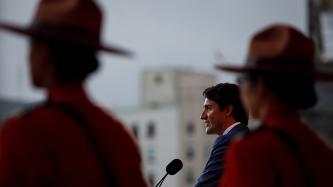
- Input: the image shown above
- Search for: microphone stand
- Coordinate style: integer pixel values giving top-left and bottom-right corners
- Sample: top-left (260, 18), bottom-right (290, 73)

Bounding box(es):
top-left (154, 173), bottom-right (168, 187)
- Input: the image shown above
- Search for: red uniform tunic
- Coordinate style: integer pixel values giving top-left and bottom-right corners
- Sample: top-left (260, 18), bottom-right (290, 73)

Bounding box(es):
top-left (0, 86), bottom-right (148, 187)
top-left (219, 113), bottom-right (333, 187)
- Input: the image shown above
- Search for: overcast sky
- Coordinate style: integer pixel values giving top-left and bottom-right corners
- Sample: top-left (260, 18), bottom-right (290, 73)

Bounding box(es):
top-left (0, 0), bottom-right (306, 108)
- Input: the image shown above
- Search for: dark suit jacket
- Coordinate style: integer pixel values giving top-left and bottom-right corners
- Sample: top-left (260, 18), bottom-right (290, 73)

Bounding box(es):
top-left (194, 123), bottom-right (250, 187)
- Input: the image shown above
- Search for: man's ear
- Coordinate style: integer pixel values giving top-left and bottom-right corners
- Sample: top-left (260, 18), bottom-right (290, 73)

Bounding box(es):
top-left (224, 105), bottom-right (233, 117)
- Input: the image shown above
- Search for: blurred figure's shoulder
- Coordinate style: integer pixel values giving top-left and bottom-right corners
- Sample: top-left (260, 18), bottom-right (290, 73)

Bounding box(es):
top-left (2, 103), bottom-right (41, 123)
top-left (229, 126), bottom-right (286, 155)
top-left (1, 102), bottom-right (66, 130)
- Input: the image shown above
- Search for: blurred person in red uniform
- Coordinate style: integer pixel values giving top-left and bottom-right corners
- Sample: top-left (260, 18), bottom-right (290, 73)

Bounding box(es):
top-left (216, 24), bottom-right (333, 187)
top-left (0, 0), bottom-right (148, 187)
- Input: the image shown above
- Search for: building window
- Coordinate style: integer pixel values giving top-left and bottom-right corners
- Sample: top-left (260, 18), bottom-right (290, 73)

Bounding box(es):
top-left (204, 145), bottom-right (211, 159)
top-left (131, 123), bottom-right (139, 138)
top-left (147, 147), bottom-right (156, 164)
top-left (154, 74), bottom-right (163, 84)
top-left (186, 169), bottom-right (195, 184)
top-left (186, 121), bottom-right (195, 135)
top-left (147, 121), bottom-right (156, 138)
top-left (147, 172), bottom-right (155, 186)
top-left (186, 145), bottom-right (195, 160)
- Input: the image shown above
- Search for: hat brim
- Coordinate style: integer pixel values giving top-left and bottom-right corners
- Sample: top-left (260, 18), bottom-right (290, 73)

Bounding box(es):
top-left (0, 21), bottom-right (133, 57)
top-left (216, 64), bottom-right (333, 81)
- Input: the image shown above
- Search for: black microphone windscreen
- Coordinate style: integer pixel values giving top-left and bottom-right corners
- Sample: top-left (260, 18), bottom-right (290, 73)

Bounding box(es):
top-left (166, 159), bottom-right (183, 175)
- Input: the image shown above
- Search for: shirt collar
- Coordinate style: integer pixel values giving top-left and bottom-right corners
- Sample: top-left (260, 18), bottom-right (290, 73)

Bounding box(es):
top-left (223, 122), bottom-right (241, 136)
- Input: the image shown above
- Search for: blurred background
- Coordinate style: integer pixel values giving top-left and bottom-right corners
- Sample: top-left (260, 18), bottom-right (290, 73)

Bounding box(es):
top-left (0, 0), bottom-right (332, 187)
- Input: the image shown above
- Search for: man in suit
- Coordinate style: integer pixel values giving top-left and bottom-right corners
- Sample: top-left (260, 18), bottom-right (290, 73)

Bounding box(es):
top-left (194, 83), bottom-right (250, 187)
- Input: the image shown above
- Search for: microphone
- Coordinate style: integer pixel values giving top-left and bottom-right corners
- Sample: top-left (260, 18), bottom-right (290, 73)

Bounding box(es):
top-left (154, 159), bottom-right (183, 187)
top-left (166, 159), bottom-right (183, 175)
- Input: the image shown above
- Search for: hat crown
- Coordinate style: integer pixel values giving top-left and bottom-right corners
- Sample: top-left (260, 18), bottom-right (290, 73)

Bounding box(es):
top-left (33, 0), bottom-right (102, 36)
top-left (0, 0), bottom-right (132, 56)
top-left (215, 24), bottom-right (333, 81)
top-left (248, 24), bottom-right (315, 61)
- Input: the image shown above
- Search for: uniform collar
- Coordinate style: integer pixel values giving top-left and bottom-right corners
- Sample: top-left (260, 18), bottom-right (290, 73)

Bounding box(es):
top-left (263, 112), bottom-right (302, 128)
top-left (47, 84), bottom-right (90, 105)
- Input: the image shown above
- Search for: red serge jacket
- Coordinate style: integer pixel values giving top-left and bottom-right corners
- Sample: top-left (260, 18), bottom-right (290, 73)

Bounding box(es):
top-left (0, 86), bottom-right (148, 187)
top-left (219, 113), bottom-right (333, 187)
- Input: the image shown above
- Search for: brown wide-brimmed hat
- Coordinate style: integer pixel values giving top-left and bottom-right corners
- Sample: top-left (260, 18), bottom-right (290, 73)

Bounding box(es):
top-left (216, 24), bottom-right (333, 81)
top-left (0, 0), bottom-right (132, 57)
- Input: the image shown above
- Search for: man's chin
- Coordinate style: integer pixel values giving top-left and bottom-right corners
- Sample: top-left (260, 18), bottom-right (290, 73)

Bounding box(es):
top-left (205, 128), bottom-right (214, 135)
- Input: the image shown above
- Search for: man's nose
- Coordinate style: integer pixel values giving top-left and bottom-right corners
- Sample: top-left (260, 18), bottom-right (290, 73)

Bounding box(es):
top-left (200, 111), bottom-right (207, 120)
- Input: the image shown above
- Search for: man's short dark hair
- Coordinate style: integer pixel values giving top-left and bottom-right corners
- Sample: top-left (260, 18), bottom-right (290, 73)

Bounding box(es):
top-left (203, 83), bottom-right (248, 125)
